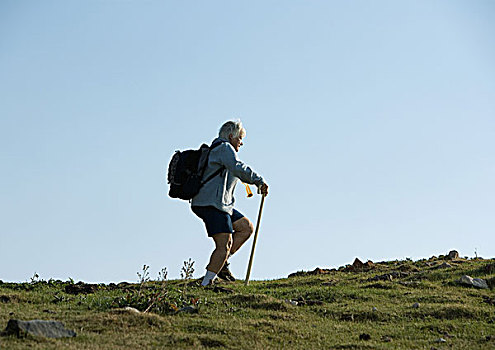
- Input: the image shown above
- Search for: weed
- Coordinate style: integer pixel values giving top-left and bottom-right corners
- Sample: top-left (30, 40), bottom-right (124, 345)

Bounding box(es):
top-left (143, 267), bottom-right (169, 313)
top-left (137, 264), bottom-right (151, 296)
top-left (29, 272), bottom-right (39, 284)
top-left (180, 258), bottom-right (195, 300)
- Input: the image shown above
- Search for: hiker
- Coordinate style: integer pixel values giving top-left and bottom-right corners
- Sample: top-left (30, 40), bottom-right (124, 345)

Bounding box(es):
top-left (191, 120), bottom-right (268, 286)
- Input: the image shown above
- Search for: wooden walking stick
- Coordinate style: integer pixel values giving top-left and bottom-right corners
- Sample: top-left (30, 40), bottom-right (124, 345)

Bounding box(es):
top-left (245, 194), bottom-right (266, 285)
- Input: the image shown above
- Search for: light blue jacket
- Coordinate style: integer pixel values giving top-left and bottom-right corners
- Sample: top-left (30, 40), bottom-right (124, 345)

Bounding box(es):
top-left (191, 137), bottom-right (265, 214)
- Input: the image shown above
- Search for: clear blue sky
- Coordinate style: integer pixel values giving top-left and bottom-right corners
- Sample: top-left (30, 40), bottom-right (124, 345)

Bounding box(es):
top-left (1, 1), bottom-right (494, 283)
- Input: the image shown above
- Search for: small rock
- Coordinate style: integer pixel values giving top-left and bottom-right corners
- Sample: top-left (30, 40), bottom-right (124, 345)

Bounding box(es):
top-left (364, 260), bottom-right (374, 269)
top-left (436, 337), bottom-right (447, 343)
top-left (286, 300), bottom-right (298, 306)
top-left (447, 250), bottom-right (459, 260)
top-left (372, 307), bottom-right (378, 312)
top-left (359, 333), bottom-right (371, 341)
top-left (381, 335), bottom-right (392, 342)
top-left (2, 319), bottom-right (76, 338)
top-left (412, 302), bottom-right (420, 309)
top-left (434, 262), bottom-right (452, 269)
top-left (123, 307), bottom-right (141, 314)
top-left (288, 267), bottom-right (334, 278)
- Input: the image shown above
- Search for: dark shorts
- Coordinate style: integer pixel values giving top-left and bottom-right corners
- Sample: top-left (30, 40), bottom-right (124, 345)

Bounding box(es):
top-left (191, 206), bottom-right (245, 237)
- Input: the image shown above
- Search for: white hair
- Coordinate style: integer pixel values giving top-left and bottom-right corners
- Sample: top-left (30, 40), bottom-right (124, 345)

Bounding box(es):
top-left (218, 120), bottom-right (246, 139)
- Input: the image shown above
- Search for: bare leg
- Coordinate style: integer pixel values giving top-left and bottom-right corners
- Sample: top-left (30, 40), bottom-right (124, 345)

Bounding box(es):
top-left (206, 233), bottom-right (232, 274)
top-left (230, 217), bottom-right (254, 255)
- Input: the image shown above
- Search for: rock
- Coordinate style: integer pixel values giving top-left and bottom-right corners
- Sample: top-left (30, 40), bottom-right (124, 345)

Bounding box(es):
top-left (372, 307), bottom-right (378, 312)
top-left (433, 262), bottom-right (452, 269)
top-left (2, 319), bottom-right (76, 338)
top-left (288, 267), bottom-right (334, 278)
top-left (0, 295), bottom-right (11, 303)
top-left (447, 250), bottom-right (459, 260)
top-left (473, 278), bottom-right (489, 289)
top-left (353, 258), bottom-right (364, 269)
top-left (460, 275), bottom-right (474, 286)
top-left (364, 261), bottom-right (374, 269)
top-left (436, 337), bottom-right (447, 343)
top-left (412, 302), bottom-right (420, 309)
top-left (359, 333), bottom-right (371, 341)
top-left (459, 275), bottom-right (488, 289)
top-left (123, 307), bottom-right (141, 314)
top-left (311, 267), bottom-right (332, 275)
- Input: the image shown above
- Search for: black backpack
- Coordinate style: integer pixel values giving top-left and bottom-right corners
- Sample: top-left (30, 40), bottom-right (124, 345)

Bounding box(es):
top-left (167, 141), bottom-right (224, 200)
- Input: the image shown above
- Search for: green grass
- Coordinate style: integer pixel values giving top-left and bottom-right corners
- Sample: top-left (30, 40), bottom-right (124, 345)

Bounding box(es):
top-left (1, 256), bottom-right (495, 349)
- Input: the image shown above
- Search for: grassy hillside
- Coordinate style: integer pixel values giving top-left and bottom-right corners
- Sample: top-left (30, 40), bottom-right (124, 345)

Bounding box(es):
top-left (1, 254), bottom-right (495, 349)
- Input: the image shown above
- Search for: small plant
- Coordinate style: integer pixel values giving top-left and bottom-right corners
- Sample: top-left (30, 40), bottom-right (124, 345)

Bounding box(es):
top-left (137, 264), bottom-right (151, 296)
top-left (180, 258), bottom-right (195, 300)
top-left (29, 272), bottom-right (39, 284)
top-left (143, 267), bottom-right (169, 313)
top-left (158, 267), bottom-right (168, 282)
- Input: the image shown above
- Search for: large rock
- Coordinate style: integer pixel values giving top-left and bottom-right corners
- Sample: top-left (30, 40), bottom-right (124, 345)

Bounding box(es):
top-left (2, 319), bottom-right (76, 338)
top-left (447, 250), bottom-right (459, 260)
top-left (459, 275), bottom-right (488, 289)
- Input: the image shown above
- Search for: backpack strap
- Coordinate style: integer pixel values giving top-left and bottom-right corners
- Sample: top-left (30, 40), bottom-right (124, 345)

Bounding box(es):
top-left (200, 140), bottom-right (226, 186)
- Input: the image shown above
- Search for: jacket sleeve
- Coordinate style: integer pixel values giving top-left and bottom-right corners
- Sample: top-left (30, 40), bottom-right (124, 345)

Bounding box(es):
top-left (219, 143), bottom-right (265, 186)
